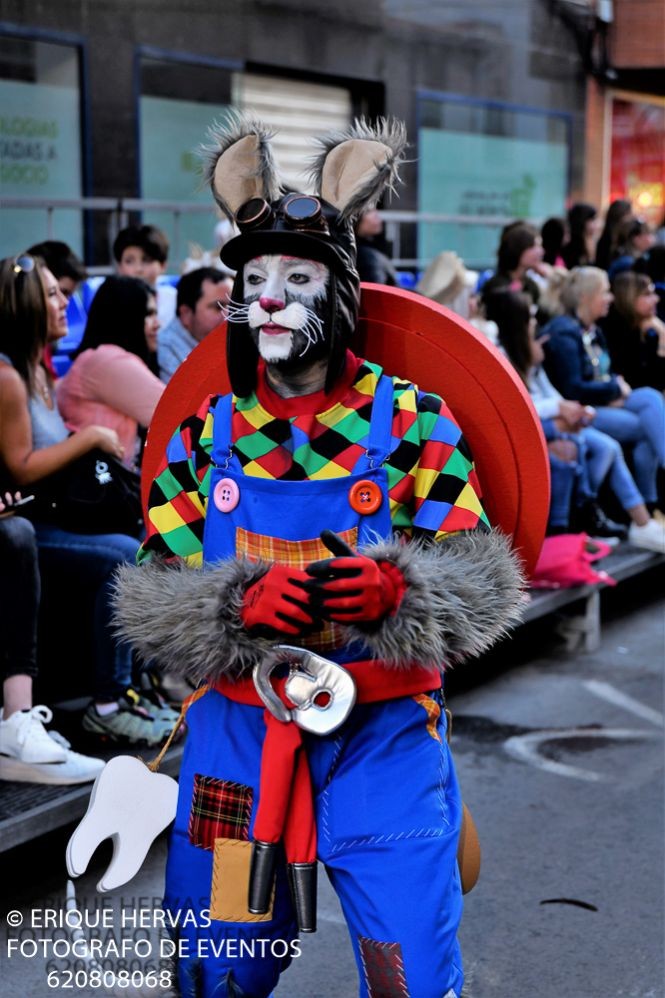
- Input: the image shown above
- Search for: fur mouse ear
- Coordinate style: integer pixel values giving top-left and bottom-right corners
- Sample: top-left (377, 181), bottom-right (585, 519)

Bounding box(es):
top-left (308, 117), bottom-right (407, 222)
top-left (201, 112), bottom-right (282, 221)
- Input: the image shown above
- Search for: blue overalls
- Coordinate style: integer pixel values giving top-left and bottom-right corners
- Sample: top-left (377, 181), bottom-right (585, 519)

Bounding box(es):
top-left (163, 373), bottom-right (464, 998)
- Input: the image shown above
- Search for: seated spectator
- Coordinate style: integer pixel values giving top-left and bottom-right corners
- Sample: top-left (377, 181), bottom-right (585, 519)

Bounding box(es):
top-left (541, 267), bottom-right (665, 551)
top-left (595, 199), bottom-right (633, 271)
top-left (635, 244), bottom-right (665, 322)
top-left (481, 221), bottom-right (548, 309)
top-left (416, 251), bottom-right (478, 317)
top-left (355, 209), bottom-right (398, 285)
top-left (541, 217), bottom-right (568, 268)
top-left (655, 210), bottom-right (665, 247)
top-left (113, 224), bottom-right (176, 327)
top-left (57, 275), bottom-right (164, 469)
top-left (537, 267), bottom-right (569, 323)
top-left (157, 267), bottom-right (233, 383)
top-left (27, 241), bottom-right (88, 379)
top-left (0, 492), bottom-right (104, 784)
top-left (0, 254), bottom-right (173, 745)
top-left (26, 239), bottom-right (87, 301)
top-left (561, 202), bottom-right (600, 270)
top-left (607, 218), bottom-right (655, 281)
top-left (601, 271), bottom-right (665, 392)
top-left (417, 251), bottom-right (497, 344)
top-left (485, 289), bottom-right (637, 540)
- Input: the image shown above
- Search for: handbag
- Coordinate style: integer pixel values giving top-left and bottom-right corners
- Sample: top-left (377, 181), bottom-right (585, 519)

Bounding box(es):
top-left (531, 533), bottom-right (616, 589)
top-left (28, 449), bottom-right (144, 537)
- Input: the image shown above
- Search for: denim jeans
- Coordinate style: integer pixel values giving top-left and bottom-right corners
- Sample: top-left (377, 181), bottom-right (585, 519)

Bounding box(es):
top-left (582, 425), bottom-right (644, 511)
top-left (541, 420), bottom-right (645, 523)
top-left (592, 387), bottom-right (665, 504)
top-left (0, 516), bottom-right (40, 681)
top-left (33, 522), bottom-right (140, 702)
top-left (548, 454), bottom-right (578, 529)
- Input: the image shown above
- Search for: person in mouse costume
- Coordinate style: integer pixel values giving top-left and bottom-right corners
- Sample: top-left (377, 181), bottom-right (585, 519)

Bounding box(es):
top-left (113, 115), bottom-right (526, 998)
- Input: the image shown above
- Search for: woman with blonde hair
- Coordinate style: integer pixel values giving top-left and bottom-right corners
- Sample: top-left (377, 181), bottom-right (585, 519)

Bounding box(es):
top-left (542, 266), bottom-right (665, 551)
top-left (0, 254), bottom-right (171, 746)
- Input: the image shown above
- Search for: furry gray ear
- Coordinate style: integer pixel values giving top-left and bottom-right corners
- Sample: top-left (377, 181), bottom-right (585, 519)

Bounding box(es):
top-left (201, 112), bottom-right (282, 221)
top-left (308, 117), bottom-right (407, 222)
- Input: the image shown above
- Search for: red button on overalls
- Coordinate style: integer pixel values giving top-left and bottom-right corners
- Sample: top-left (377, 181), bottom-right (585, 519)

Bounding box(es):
top-left (348, 479), bottom-right (382, 515)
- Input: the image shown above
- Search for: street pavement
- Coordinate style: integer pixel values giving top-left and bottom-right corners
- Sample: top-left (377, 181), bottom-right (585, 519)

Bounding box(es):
top-left (2, 572), bottom-right (663, 997)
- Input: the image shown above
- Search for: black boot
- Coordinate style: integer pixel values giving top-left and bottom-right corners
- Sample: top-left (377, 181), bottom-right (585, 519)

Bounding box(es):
top-left (575, 501), bottom-right (628, 540)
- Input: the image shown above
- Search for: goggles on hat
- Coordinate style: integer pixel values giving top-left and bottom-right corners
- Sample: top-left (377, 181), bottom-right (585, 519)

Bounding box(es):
top-left (235, 195), bottom-right (330, 235)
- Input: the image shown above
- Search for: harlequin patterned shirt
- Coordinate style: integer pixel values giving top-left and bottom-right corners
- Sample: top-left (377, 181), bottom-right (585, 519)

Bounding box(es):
top-left (139, 354), bottom-right (489, 567)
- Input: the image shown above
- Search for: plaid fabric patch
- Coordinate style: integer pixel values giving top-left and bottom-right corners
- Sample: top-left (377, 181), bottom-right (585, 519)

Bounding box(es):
top-left (188, 775), bottom-right (253, 851)
top-left (236, 526), bottom-right (358, 653)
top-left (413, 693), bottom-right (442, 743)
top-left (359, 937), bottom-right (410, 998)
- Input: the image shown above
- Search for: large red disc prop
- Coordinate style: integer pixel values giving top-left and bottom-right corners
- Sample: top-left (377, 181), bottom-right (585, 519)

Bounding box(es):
top-left (144, 285), bottom-right (549, 574)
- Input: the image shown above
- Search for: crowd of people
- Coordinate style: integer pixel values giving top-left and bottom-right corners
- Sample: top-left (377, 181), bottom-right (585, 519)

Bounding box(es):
top-left (416, 203), bottom-right (665, 550)
top-left (1, 199), bottom-right (663, 788)
top-left (0, 225), bottom-right (233, 786)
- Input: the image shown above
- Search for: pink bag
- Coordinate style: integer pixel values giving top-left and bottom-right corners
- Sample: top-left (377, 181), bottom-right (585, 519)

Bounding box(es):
top-left (531, 534), bottom-right (617, 590)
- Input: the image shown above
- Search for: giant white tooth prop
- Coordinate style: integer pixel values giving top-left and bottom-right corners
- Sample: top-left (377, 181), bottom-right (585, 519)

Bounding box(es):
top-left (66, 756), bottom-right (178, 892)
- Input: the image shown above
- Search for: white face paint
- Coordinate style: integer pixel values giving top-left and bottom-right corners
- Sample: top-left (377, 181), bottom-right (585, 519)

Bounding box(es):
top-left (230, 255), bottom-right (330, 364)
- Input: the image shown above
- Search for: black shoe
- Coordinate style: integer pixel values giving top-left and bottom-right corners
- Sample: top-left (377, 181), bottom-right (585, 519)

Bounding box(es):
top-left (575, 501), bottom-right (628, 540)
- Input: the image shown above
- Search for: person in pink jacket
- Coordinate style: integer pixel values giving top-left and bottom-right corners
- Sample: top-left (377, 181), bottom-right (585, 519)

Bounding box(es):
top-left (57, 276), bottom-right (164, 469)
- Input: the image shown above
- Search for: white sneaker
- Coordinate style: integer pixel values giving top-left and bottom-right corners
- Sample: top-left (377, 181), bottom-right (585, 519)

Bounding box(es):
top-left (0, 749), bottom-right (105, 785)
top-left (0, 707), bottom-right (105, 785)
top-left (0, 724), bottom-right (105, 785)
top-left (628, 518), bottom-right (665, 554)
top-left (0, 705), bottom-right (67, 764)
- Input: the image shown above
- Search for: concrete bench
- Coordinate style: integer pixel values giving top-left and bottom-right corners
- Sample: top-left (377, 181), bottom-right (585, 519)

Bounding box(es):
top-left (522, 544), bottom-right (664, 653)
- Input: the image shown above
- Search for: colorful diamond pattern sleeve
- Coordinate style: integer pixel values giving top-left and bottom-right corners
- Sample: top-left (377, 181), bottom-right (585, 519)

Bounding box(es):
top-left (139, 359), bottom-right (490, 562)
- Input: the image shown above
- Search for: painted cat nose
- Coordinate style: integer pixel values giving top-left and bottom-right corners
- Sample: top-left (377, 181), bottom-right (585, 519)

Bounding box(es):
top-left (259, 295), bottom-right (284, 313)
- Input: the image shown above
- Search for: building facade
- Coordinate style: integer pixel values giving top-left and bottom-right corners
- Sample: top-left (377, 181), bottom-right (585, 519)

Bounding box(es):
top-left (3, 1), bottom-right (657, 268)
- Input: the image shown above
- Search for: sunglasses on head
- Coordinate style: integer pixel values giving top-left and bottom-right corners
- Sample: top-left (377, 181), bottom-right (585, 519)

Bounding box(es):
top-left (12, 254), bottom-right (36, 276)
top-left (235, 195), bottom-right (329, 235)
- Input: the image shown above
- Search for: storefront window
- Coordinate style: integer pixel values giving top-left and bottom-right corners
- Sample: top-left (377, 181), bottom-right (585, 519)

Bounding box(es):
top-left (418, 95), bottom-right (570, 269)
top-left (0, 35), bottom-right (83, 259)
top-left (610, 95), bottom-right (664, 228)
top-left (138, 54), bottom-right (235, 267)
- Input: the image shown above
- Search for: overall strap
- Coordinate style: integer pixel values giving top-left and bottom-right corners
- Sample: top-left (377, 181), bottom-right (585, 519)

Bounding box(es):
top-left (359, 372), bottom-right (396, 472)
top-left (210, 393), bottom-right (235, 469)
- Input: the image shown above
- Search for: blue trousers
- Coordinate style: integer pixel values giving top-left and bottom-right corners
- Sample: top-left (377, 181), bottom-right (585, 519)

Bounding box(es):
top-left (543, 421), bottom-right (646, 524)
top-left (33, 523), bottom-right (139, 701)
top-left (165, 689), bottom-right (464, 998)
top-left (0, 516), bottom-right (40, 680)
top-left (593, 387), bottom-right (665, 504)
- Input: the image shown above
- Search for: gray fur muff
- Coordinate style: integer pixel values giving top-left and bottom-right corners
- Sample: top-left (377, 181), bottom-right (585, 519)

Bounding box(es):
top-left (112, 529), bottom-right (525, 683)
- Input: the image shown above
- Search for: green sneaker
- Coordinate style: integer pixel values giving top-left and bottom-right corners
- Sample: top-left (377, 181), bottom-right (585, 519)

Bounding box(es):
top-left (130, 669), bottom-right (180, 726)
top-left (82, 699), bottom-right (171, 747)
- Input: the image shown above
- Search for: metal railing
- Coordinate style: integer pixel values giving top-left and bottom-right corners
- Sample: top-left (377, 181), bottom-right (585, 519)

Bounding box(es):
top-left (1, 195), bottom-right (531, 272)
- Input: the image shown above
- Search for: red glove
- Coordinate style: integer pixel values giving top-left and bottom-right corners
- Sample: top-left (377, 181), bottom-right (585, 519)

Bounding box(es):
top-left (306, 554), bottom-right (406, 623)
top-left (241, 564), bottom-right (319, 637)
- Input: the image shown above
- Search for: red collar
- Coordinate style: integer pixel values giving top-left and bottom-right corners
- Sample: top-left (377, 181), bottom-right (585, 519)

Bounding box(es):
top-left (255, 351), bottom-right (362, 418)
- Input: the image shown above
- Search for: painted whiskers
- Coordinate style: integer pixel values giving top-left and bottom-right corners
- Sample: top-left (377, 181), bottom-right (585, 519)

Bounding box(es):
top-left (226, 296), bottom-right (326, 357)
